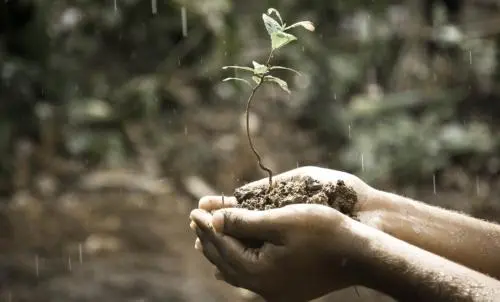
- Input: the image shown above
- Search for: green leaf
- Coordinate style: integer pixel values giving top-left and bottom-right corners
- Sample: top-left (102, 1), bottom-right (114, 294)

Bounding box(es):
top-left (252, 76), bottom-right (262, 85)
top-left (267, 8), bottom-right (284, 26)
top-left (269, 66), bottom-right (301, 75)
top-left (271, 31), bottom-right (297, 50)
top-left (264, 75), bottom-right (290, 93)
top-left (252, 61), bottom-right (268, 75)
top-left (285, 21), bottom-right (315, 32)
top-left (262, 13), bottom-right (283, 37)
top-left (222, 77), bottom-right (253, 88)
top-left (222, 65), bottom-right (255, 73)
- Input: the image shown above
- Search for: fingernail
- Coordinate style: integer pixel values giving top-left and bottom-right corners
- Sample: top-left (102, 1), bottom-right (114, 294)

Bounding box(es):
top-left (189, 221), bottom-right (196, 231)
top-left (194, 239), bottom-right (202, 251)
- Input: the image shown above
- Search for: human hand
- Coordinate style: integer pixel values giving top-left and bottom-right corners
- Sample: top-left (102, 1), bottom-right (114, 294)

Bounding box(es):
top-left (190, 166), bottom-right (382, 231)
top-left (190, 204), bottom-right (368, 302)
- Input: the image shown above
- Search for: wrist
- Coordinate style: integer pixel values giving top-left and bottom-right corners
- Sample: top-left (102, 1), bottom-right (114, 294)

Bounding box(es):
top-left (345, 220), bottom-right (408, 297)
top-left (354, 187), bottom-right (395, 231)
top-left (331, 218), bottom-right (383, 288)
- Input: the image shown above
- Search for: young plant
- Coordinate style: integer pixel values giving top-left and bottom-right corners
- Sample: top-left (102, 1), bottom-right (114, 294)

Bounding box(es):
top-left (222, 8), bottom-right (315, 187)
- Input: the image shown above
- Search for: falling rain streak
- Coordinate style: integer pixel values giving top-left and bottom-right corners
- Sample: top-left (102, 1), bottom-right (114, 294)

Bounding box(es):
top-left (476, 176), bottom-right (480, 195)
top-left (79, 243), bottom-right (83, 263)
top-left (433, 174), bottom-right (436, 194)
top-left (114, 0), bottom-right (117, 11)
top-left (68, 256), bottom-right (72, 271)
top-left (361, 153), bottom-right (364, 172)
top-left (151, 0), bottom-right (157, 14)
top-left (181, 7), bottom-right (188, 37)
top-left (35, 255), bottom-right (39, 277)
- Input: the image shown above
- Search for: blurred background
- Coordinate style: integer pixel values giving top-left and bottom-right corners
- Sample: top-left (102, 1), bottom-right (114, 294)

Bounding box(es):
top-left (1, 0), bottom-right (500, 301)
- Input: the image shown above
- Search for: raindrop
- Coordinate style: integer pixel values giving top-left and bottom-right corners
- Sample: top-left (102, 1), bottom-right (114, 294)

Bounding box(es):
top-left (68, 256), bottom-right (72, 271)
top-left (151, 0), bottom-right (157, 14)
top-left (114, 0), bottom-right (118, 11)
top-left (181, 6), bottom-right (188, 37)
top-left (333, 93), bottom-right (337, 100)
top-left (348, 124), bottom-right (351, 138)
top-left (360, 153), bottom-right (364, 172)
top-left (35, 255), bottom-right (39, 277)
top-left (433, 174), bottom-right (436, 194)
top-left (184, 126), bottom-right (188, 135)
top-left (476, 176), bottom-right (480, 195)
top-left (469, 51), bottom-right (472, 65)
top-left (296, 161), bottom-right (300, 168)
top-left (79, 243), bottom-right (83, 264)
top-left (7, 292), bottom-right (12, 302)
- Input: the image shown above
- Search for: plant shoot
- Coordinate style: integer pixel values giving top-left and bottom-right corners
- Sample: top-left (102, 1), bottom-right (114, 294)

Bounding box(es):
top-left (222, 8), bottom-right (315, 187)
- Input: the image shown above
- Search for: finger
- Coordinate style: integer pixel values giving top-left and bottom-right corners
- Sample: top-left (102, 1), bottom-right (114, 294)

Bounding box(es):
top-left (214, 268), bottom-right (241, 288)
top-left (195, 226), bottom-right (248, 282)
top-left (212, 208), bottom-right (284, 242)
top-left (199, 195), bottom-right (238, 212)
top-left (214, 269), bottom-right (223, 280)
top-left (190, 209), bottom-right (214, 233)
top-left (194, 219), bottom-right (255, 273)
top-left (195, 226), bottom-right (231, 268)
top-left (195, 238), bottom-right (202, 251)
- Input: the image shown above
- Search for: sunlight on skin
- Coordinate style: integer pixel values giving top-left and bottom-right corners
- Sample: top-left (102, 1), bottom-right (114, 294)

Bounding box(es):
top-left (190, 166), bottom-right (500, 300)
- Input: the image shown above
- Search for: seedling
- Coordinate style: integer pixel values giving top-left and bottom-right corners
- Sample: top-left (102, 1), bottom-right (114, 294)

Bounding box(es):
top-left (222, 8), bottom-right (315, 187)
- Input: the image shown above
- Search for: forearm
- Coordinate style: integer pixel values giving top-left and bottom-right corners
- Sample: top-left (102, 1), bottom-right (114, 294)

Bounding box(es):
top-left (358, 189), bottom-right (500, 279)
top-left (349, 221), bottom-right (500, 301)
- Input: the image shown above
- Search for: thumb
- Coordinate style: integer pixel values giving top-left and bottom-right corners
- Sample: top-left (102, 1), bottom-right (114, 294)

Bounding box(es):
top-left (212, 208), bottom-right (283, 242)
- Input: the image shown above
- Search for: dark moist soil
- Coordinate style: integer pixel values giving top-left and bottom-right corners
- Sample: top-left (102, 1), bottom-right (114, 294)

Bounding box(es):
top-left (233, 175), bottom-right (358, 218)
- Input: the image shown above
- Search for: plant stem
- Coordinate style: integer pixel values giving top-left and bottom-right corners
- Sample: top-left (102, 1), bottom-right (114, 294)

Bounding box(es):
top-left (245, 51), bottom-right (274, 188)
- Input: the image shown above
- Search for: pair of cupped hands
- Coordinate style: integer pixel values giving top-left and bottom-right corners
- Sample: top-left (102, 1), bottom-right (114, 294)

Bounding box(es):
top-left (189, 166), bottom-right (385, 302)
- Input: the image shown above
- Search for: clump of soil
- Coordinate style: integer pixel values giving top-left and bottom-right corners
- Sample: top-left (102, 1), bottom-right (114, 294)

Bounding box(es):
top-left (234, 175), bottom-right (358, 217)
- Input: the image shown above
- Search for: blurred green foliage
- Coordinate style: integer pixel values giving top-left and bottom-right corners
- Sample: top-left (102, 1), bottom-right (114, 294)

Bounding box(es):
top-left (1, 0), bottom-right (500, 194)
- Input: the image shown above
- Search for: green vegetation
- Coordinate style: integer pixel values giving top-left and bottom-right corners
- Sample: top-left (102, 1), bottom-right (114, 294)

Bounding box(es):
top-left (222, 8), bottom-right (315, 186)
top-left (1, 1), bottom-right (500, 194)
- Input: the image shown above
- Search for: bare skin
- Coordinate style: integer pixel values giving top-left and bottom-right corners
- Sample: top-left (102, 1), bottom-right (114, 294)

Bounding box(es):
top-left (189, 166), bottom-right (500, 301)
top-left (361, 189), bottom-right (500, 280)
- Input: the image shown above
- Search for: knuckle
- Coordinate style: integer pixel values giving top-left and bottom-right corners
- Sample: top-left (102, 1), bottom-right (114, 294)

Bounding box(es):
top-left (243, 262), bottom-right (263, 277)
top-left (241, 254), bottom-right (268, 278)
